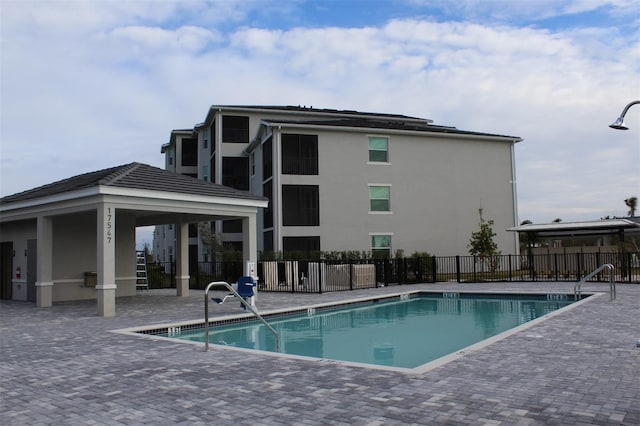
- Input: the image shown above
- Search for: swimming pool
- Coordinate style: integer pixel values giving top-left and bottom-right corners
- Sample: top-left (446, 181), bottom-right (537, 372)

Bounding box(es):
top-left (122, 291), bottom-right (589, 373)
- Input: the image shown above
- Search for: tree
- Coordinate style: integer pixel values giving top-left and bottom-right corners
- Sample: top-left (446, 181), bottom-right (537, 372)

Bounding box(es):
top-left (198, 223), bottom-right (224, 262)
top-left (143, 241), bottom-right (153, 262)
top-left (468, 209), bottom-right (501, 272)
top-left (624, 197), bottom-right (638, 217)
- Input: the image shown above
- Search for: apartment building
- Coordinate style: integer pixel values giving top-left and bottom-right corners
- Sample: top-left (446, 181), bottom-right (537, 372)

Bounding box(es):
top-left (154, 105), bottom-right (522, 263)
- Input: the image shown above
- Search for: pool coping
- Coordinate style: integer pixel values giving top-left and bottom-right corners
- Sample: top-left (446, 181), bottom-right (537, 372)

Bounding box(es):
top-left (111, 289), bottom-right (602, 374)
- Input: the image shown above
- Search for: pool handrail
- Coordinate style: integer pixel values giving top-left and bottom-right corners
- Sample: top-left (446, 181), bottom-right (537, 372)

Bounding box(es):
top-left (204, 281), bottom-right (281, 352)
top-left (574, 264), bottom-right (615, 300)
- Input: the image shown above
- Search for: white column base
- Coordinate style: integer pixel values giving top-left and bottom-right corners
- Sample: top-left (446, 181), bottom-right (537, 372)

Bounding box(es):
top-left (35, 282), bottom-right (54, 307)
top-left (176, 276), bottom-right (190, 297)
top-left (96, 284), bottom-right (117, 317)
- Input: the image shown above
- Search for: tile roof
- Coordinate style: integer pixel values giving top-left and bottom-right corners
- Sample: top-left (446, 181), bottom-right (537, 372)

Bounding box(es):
top-left (261, 117), bottom-right (521, 140)
top-left (212, 105), bottom-right (427, 121)
top-left (1, 163), bottom-right (266, 204)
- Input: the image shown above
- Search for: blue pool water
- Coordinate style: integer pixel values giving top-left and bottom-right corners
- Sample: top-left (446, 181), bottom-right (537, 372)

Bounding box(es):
top-left (161, 293), bottom-right (576, 369)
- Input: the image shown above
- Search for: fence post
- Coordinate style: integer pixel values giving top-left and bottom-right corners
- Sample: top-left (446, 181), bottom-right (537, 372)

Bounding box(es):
top-left (528, 252), bottom-right (535, 281)
top-left (289, 262), bottom-right (295, 294)
top-left (456, 255), bottom-right (461, 283)
top-left (384, 260), bottom-right (390, 287)
top-left (473, 256), bottom-right (477, 283)
top-left (431, 255), bottom-right (437, 283)
top-left (626, 252), bottom-right (632, 283)
top-left (577, 252), bottom-right (582, 281)
top-left (349, 259), bottom-right (354, 291)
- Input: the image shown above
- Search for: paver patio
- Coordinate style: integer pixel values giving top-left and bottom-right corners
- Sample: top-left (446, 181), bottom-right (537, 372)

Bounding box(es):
top-left (1, 282), bottom-right (638, 425)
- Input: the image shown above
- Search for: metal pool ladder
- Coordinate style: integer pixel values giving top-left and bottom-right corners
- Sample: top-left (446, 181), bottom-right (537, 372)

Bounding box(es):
top-left (204, 281), bottom-right (281, 352)
top-left (574, 264), bottom-right (615, 301)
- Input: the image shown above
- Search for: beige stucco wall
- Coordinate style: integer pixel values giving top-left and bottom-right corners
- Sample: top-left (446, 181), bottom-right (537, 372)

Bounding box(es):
top-left (0, 219), bottom-right (37, 300)
top-left (51, 210), bottom-right (136, 302)
top-left (279, 128), bottom-right (517, 256)
top-left (1, 208), bottom-right (137, 303)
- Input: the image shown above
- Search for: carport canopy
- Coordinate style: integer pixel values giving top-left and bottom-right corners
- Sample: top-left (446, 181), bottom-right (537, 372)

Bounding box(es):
top-left (0, 162), bottom-right (268, 316)
top-left (508, 218), bottom-right (640, 239)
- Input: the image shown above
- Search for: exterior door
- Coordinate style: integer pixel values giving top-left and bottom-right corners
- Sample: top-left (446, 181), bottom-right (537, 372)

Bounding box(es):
top-left (0, 242), bottom-right (12, 299)
top-left (26, 239), bottom-right (37, 302)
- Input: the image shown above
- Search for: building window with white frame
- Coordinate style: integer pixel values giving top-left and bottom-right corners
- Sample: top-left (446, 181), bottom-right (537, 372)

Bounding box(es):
top-left (368, 136), bottom-right (389, 163)
top-left (371, 234), bottom-right (392, 258)
top-left (369, 185), bottom-right (390, 212)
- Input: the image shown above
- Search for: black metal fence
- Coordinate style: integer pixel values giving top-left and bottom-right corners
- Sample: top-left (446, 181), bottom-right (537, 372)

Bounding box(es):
top-left (146, 251), bottom-right (639, 292)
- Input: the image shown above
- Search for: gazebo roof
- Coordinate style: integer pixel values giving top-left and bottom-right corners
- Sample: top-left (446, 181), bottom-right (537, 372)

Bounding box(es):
top-left (1, 162), bottom-right (264, 205)
top-left (0, 162), bottom-right (268, 227)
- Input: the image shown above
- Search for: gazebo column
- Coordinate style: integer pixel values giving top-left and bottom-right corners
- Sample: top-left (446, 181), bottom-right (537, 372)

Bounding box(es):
top-left (175, 222), bottom-right (190, 297)
top-left (242, 213), bottom-right (258, 300)
top-left (97, 204), bottom-right (117, 317)
top-left (242, 213), bottom-right (258, 266)
top-left (36, 215), bottom-right (53, 307)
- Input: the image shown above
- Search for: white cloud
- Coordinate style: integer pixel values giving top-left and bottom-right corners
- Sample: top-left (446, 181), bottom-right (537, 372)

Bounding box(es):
top-left (109, 25), bottom-right (221, 53)
top-left (409, 0), bottom-right (638, 22)
top-left (230, 28), bottom-right (283, 54)
top-left (1, 0), bottom-right (638, 226)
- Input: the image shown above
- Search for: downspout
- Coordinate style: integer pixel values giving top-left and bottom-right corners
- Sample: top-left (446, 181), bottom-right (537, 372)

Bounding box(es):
top-left (274, 126), bottom-right (282, 252)
top-left (214, 109), bottom-right (223, 251)
top-left (510, 142), bottom-right (520, 256)
top-left (216, 108), bottom-right (223, 184)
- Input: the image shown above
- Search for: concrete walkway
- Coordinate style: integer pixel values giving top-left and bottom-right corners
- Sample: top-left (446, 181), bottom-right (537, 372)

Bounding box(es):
top-left (1, 282), bottom-right (638, 425)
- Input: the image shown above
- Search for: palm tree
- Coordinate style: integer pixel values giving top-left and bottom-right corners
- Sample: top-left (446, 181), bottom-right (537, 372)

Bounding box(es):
top-left (624, 197), bottom-right (638, 217)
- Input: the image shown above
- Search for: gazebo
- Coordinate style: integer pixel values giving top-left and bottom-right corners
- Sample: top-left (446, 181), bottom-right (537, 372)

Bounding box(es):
top-left (0, 163), bottom-right (268, 316)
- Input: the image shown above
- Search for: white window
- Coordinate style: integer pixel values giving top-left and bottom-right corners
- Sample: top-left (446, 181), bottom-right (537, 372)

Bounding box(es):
top-left (368, 136), bottom-right (389, 163)
top-left (371, 234), bottom-right (392, 258)
top-left (369, 185), bottom-right (390, 212)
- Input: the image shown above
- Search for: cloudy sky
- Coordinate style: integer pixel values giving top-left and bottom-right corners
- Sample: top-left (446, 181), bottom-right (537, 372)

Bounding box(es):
top-left (1, 0), bottom-right (639, 242)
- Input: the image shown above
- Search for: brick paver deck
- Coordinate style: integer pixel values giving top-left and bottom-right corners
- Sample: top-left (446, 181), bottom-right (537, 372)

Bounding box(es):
top-left (1, 282), bottom-right (638, 425)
